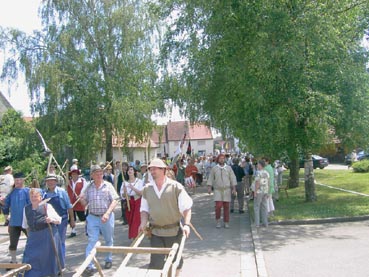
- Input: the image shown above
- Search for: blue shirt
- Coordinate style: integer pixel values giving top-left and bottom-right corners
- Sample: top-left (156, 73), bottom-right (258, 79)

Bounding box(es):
top-left (44, 186), bottom-right (72, 210)
top-left (3, 187), bottom-right (30, 226)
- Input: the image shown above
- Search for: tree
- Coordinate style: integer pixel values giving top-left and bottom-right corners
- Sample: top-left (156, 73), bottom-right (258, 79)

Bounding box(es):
top-left (1, 0), bottom-right (163, 164)
top-left (0, 109), bottom-right (45, 176)
top-left (156, 0), bottom-right (369, 201)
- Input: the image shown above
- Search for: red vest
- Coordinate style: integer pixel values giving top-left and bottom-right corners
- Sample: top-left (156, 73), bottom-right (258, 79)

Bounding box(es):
top-left (67, 178), bottom-right (85, 211)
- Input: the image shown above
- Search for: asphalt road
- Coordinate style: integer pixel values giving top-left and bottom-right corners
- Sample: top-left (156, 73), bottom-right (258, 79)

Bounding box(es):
top-left (0, 185), bottom-right (256, 277)
top-left (1, 180), bottom-right (368, 277)
top-left (257, 221), bottom-right (369, 277)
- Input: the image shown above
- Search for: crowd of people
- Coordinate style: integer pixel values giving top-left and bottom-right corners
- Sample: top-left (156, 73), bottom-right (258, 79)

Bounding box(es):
top-left (0, 152), bottom-right (286, 276)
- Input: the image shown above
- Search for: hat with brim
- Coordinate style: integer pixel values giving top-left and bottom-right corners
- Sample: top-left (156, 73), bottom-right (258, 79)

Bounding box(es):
top-left (69, 169), bottom-right (81, 175)
top-left (14, 172), bottom-right (25, 179)
top-left (148, 158), bottom-right (167, 169)
top-left (45, 174), bottom-right (58, 181)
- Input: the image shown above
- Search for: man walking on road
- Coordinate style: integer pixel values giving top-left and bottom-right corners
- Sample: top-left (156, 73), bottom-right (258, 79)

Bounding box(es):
top-left (139, 158), bottom-right (192, 276)
top-left (80, 165), bottom-right (120, 276)
top-left (230, 158), bottom-right (245, 214)
top-left (207, 154), bottom-right (237, 228)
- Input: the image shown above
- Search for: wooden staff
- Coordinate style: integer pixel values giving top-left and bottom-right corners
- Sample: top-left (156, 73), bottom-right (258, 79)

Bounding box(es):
top-left (44, 202), bottom-right (63, 276)
top-left (123, 185), bottom-right (131, 212)
top-left (188, 222), bottom-right (203, 240)
top-left (61, 159), bottom-right (68, 171)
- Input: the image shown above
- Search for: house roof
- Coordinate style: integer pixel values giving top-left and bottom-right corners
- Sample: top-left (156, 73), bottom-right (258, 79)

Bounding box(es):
top-left (166, 121), bottom-right (213, 141)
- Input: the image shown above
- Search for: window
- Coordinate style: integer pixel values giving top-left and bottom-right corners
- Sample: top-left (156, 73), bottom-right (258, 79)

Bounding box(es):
top-left (197, 140), bottom-right (205, 146)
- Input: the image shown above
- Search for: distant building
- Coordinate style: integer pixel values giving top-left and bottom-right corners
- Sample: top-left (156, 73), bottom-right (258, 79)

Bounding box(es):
top-left (0, 91), bottom-right (13, 122)
top-left (164, 121), bottom-right (213, 158)
top-left (97, 120), bottom-right (214, 164)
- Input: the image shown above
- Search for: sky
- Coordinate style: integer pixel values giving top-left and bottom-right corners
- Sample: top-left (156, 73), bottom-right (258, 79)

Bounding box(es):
top-left (0, 0), bottom-right (42, 116)
top-left (0, 0), bottom-right (185, 124)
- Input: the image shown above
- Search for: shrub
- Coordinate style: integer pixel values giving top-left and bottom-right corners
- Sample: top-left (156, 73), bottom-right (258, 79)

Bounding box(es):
top-left (352, 160), bottom-right (369, 173)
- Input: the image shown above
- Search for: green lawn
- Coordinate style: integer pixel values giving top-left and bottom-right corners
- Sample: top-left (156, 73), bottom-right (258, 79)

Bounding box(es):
top-left (251, 170), bottom-right (369, 221)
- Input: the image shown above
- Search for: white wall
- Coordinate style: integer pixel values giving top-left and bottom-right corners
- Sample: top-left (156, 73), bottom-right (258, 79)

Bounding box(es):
top-left (96, 147), bottom-right (158, 164)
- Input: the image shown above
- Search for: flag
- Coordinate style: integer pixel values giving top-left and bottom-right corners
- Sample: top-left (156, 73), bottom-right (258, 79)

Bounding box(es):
top-left (186, 140), bottom-right (192, 155)
top-left (180, 133), bottom-right (187, 148)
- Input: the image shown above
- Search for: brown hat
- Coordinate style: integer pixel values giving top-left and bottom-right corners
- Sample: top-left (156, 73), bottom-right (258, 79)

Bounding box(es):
top-left (148, 158), bottom-right (167, 169)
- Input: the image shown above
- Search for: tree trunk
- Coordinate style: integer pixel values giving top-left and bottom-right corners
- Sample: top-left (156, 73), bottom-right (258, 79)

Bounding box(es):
top-left (288, 157), bottom-right (300, 188)
top-left (105, 125), bottom-right (113, 162)
top-left (304, 154), bottom-right (317, 201)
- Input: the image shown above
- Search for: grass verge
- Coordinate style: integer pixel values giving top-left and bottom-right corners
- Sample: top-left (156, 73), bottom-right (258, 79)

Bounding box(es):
top-left (249, 169), bottom-right (369, 222)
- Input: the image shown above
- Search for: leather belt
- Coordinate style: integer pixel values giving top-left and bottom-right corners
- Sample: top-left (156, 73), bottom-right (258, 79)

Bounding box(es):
top-left (90, 212), bottom-right (104, 217)
top-left (150, 222), bottom-right (180, 229)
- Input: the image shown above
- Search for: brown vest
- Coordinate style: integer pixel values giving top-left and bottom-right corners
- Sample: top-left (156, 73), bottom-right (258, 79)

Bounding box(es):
top-left (143, 180), bottom-right (182, 237)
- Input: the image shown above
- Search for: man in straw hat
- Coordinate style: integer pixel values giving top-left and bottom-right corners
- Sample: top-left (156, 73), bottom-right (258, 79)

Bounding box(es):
top-left (79, 164), bottom-right (120, 276)
top-left (139, 158), bottom-right (193, 276)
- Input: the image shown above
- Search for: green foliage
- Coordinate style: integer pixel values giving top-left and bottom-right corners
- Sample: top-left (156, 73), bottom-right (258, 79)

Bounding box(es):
top-left (155, 0), bottom-right (369, 197)
top-left (156, 0), bottom-right (369, 158)
top-left (0, 110), bottom-right (46, 175)
top-left (351, 160), bottom-right (369, 173)
top-left (1, 0), bottom-right (164, 162)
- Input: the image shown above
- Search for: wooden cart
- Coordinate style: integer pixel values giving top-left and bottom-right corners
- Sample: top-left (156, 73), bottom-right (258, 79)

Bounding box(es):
top-left (0, 263), bottom-right (31, 277)
top-left (73, 233), bottom-right (186, 277)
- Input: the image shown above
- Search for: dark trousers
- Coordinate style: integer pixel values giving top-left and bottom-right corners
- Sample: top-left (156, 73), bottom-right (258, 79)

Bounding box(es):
top-left (149, 231), bottom-right (184, 270)
top-left (9, 226), bottom-right (27, 251)
top-left (121, 200), bottom-right (128, 223)
top-left (72, 210), bottom-right (87, 222)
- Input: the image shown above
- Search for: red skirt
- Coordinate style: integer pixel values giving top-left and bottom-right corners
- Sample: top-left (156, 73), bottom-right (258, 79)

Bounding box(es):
top-left (126, 197), bottom-right (141, 239)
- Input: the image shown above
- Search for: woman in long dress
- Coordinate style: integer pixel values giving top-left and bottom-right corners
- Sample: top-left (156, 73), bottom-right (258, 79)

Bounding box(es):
top-left (22, 188), bottom-right (63, 277)
top-left (120, 166), bottom-right (144, 239)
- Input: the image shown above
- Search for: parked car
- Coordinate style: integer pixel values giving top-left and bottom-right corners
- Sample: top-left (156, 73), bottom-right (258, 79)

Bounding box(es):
top-left (284, 154), bottom-right (329, 170)
top-left (358, 154), bottom-right (369, 161)
top-left (299, 155), bottom-right (329, 169)
top-left (300, 155), bottom-right (329, 169)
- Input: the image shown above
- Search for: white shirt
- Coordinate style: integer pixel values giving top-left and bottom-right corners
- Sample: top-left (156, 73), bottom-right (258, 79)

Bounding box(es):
top-left (140, 177), bottom-right (193, 215)
top-left (120, 178), bottom-right (144, 198)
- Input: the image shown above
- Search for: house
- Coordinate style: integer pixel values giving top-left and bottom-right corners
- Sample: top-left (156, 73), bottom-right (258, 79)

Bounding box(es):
top-left (158, 121), bottom-right (214, 158)
top-left (96, 135), bottom-right (159, 164)
top-left (97, 120), bottom-right (214, 164)
top-left (0, 91), bottom-right (13, 122)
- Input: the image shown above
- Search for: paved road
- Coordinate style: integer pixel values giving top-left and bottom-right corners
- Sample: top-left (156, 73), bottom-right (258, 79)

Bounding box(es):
top-left (1, 183), bottom-right (369, 277)
top-left (325, 164), bottom-right (348, 170)
top-left (0, 185), bottom-right (256, 276)
top-left (257, 221), bottom-right (369, 277)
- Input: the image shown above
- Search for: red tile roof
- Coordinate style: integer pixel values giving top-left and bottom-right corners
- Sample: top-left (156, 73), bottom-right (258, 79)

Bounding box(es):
top-left (166, 121), bottom-right (212, 141)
